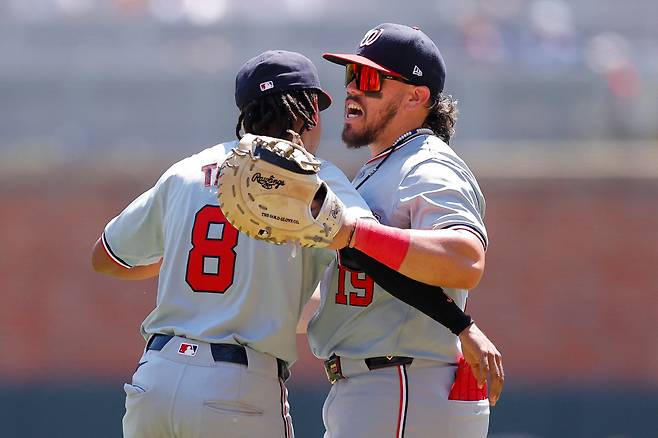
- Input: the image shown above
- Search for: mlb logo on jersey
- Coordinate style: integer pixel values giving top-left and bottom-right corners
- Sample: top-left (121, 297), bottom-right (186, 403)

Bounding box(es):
top-left (260, 81), bottom-right (274, 92)
top-left (178, 343), bottom-right (198, 356)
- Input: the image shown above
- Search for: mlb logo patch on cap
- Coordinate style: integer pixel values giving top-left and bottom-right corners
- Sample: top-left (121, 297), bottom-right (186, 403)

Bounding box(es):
top-left (235, 50), bottom-right (332, 110)
top-left (178, 343), bottom-right (198, 357)
top-left (260, 81), bottom-right (274, 92)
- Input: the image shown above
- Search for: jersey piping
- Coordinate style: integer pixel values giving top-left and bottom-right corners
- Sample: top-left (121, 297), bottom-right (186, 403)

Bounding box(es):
top-left (396, 364), bottom-right (409, 438)
top-left (101, 232), bottom-right (132, 269)
top-left (443, 223), bottom-right (488, 251)
top-left (279, 380), bottom-right (291, 438)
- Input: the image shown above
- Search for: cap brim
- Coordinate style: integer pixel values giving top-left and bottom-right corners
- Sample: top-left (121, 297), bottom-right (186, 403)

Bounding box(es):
top-left (317, 89), bottom-right (332, 111)
top-left (322, 53), bottom-right (402, 77)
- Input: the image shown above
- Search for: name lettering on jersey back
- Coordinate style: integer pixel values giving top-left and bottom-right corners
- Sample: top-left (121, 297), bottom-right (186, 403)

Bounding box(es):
top-left (201, 163), bottom-right (220, 187)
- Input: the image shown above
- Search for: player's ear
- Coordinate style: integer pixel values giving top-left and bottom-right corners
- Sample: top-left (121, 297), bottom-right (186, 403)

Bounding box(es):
top-left (311, 96), bottom-right (320, 125)
top-left (406, 85), bottom-right (431, 110)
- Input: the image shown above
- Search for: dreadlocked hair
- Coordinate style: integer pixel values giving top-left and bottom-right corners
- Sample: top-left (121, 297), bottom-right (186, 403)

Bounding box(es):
top-left (236, 89), bottom-right (318, 144)
top-left (423, 94), bottom-right (458, 144)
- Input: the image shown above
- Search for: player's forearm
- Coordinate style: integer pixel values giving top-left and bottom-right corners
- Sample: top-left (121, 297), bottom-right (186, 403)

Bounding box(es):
top-left (347, 220), bottom-right (484, 289)
top-left (400, 229), bottom-right (485, 289)
top-left (296, 292), bottom-right (320, 334)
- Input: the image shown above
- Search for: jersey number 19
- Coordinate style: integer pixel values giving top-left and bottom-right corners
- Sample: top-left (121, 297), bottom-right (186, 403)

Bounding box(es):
top-left (335, 266), bottom-right (374, 307)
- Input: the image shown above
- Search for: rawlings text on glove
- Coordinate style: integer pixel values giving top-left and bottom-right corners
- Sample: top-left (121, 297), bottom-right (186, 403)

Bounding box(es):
top-left (217, 134), bottom-right (346, 248)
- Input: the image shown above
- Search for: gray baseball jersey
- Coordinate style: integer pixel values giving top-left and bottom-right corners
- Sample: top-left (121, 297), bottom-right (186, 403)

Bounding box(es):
top-left (107, 139), bottom-right (373, 438)
top-left (307, 133), bottom-right (488, 363)
top-left (103, 140), bottom-right (371, 365)
top-left (308, 132), bottom-right (490, 438)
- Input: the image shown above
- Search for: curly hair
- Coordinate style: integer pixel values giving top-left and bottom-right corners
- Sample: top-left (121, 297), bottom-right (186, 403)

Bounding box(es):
top-left (235, 90), bottom-right (318, 142)
top-left (423, 94), bottom-right (458, 144)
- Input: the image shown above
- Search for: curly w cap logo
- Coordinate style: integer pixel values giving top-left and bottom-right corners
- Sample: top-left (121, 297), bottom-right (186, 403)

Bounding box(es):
top-left (359, 28), bottom-right (383, 47)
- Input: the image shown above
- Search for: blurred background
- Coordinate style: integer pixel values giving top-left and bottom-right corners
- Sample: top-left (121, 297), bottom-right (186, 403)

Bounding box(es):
top-left (1, 0), bottom-right (657, 436)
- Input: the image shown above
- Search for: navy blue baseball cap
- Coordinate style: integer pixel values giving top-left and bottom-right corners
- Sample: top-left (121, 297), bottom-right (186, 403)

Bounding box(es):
top-left (235, 50), bottom-right (332, 111)
top-left (323, 23), bottom-right (446, 95)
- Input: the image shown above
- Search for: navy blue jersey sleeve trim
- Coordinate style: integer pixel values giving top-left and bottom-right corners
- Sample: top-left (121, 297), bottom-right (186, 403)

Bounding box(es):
top-left (444, 224), bottom-right (487, 251)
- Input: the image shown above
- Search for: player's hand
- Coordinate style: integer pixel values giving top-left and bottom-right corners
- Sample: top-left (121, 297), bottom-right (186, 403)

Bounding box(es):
top-left (311, 199), bottom-right (354, 250)
top-left (458, 323), bottom-right (504, 406)
top-left (327, 216), bottom-right (357, 250)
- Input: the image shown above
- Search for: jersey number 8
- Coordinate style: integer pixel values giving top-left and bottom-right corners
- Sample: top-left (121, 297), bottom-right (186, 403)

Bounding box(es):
top-left (185, 205), bottom-right (239, 293)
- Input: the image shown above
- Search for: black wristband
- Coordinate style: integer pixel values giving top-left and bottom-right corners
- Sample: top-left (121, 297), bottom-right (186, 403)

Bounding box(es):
top-left (339, 248), bottom-right (473, 335)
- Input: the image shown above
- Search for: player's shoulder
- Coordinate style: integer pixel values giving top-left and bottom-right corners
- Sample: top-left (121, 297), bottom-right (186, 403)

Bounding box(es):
top-left (170, 140), bottom-right (237, 173)
top-left (159, 140), bottom-right (238, 183)
top-left (402, 135), bottom-right (483, 189)
top-left (318, 158), bottom-right (344, 175)
top-left (317, 159), bottom-right (350, 182)
top-left (400, 135), bottom-right (472, 175)
top-left (411, 135), bottom-right (463, 165)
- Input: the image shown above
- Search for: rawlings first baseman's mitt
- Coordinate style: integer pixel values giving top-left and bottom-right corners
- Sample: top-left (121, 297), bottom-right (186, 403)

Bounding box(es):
top-left (217, 134), bottom-right (345, 247)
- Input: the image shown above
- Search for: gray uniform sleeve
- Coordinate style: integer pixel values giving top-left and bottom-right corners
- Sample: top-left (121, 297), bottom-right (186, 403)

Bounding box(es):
top-left (103, 174), bottom-right (168, 267)
top-left (318, 160), bottom-right (374, 220)
top-left (395, 158), bottom-right (488, 249)
top-left (296, 159), bottom-right (371, 305)
top-left (300, 247), bottom-right (335, 301)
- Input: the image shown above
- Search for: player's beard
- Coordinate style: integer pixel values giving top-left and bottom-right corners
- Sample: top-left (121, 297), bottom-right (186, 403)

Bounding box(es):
top-left (342, 99), bottom-right (400, 149)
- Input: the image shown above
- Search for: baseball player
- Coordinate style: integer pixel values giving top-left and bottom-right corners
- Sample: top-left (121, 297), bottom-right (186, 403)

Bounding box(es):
top-left (305, 23), bottom-right (504, 437)
top-left (90, 50), bottom-right (372, 438)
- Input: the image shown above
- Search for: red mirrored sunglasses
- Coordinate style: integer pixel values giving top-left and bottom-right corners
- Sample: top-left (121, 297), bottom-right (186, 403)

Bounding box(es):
top-left (344, 63), bottom-right (411, 92)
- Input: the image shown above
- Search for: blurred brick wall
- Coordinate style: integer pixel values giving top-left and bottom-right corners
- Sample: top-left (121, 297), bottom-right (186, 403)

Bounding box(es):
top-left (1, 173), bottom-right (656, 385)
top-left (471, 178), bottom-right (658, 385)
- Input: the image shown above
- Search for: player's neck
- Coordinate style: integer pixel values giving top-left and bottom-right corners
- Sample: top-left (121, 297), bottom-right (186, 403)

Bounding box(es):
top-left (369, 122), bottom-right (426, 157)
